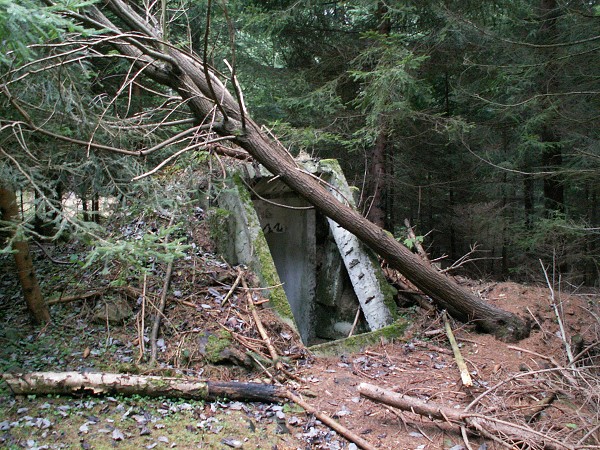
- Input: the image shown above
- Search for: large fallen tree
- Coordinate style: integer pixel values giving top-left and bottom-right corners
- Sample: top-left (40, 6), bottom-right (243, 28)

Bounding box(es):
top-left (26, 0), bottom-right (529, 341)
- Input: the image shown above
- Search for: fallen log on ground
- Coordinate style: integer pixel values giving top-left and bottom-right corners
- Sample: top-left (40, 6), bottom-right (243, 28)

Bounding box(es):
top-left (358, 382), bottom-right (573, 450)
top-left (2, 372), bottom-right (376, 450)
top-left (2, 371), bottom-right (286, 403)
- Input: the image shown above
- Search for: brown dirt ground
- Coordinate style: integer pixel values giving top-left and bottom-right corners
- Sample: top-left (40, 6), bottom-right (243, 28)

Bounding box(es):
top-left (297, 279), bottom-right (600, 449)
top-left (1, 217), bottom-right (599, 450)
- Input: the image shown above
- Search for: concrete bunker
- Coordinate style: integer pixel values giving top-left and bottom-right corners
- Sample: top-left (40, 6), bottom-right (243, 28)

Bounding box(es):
top-left (214, 158), bottom-right (396, 345)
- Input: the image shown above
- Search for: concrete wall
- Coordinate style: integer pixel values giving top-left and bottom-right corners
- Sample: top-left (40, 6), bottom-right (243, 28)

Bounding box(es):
top-left (213, 175), bottom-right (297, 332)
top-left (254, 197), bottom-right (316, 343)
top-left (212, 160), bottom-right (396, 345)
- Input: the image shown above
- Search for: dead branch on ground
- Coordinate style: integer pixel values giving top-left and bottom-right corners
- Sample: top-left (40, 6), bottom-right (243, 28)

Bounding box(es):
top-left (443, 311), bottom-right (473, 387)
top-left (358, 382), bottom-right (574, 450)
top-left (284, 390), bottom-right (377, 450)
top-left (540, 259), bottom-right (575, 364)
top-left (240, 270), bottom-right (283, 372)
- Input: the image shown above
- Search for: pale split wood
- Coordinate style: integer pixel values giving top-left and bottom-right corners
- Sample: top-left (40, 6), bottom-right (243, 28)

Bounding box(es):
top-left (443, 311), bottom-right (473, 387)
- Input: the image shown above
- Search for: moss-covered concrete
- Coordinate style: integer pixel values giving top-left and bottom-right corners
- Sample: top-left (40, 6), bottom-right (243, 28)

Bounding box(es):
top-left (207, 208), bottom-right (232, 256)
top-left (309, 319), bottom-right (409, 357)
top-left (210, 173), bottom-right (296, 332)
top-left (211, 158), bottom-right (403, 344)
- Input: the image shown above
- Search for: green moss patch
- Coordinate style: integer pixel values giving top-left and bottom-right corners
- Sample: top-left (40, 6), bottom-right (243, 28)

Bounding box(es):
top-left (309, 319), bottom-right (409, 357)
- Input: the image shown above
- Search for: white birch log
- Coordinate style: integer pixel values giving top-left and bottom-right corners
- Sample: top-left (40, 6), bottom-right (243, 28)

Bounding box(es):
top-left (320, 160), bottom-right (394, 330)
top-left (2, 371), bottom-right (285, 402)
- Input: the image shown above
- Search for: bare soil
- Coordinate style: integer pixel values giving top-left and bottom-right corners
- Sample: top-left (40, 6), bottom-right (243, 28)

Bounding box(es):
top-left (1, 220), bottom-right (598, 449)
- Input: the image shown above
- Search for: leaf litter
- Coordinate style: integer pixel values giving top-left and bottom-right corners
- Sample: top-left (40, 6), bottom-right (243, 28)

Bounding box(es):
top-left (1, 207), bottom-right (599, 449)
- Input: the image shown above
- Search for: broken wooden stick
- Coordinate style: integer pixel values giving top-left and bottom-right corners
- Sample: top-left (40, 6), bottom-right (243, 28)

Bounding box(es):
top-left (443, 311), bottom-right (473, 387)
top-left (48, 285), bottom-right (148, 306)
top-left (150, 216), bottom-right (176, 364)
top-left (2, 371), bottom-right (286, 403)
top-left (540, 259), bottom-right (575, 365)
top-left (150, 258), bottom-right (174, 364)
top-left (404, 218), bottom-right (430, 263)
top-left (240, 270), bottom-right (283, 371)
top-left (526, 391), bottom-right (558, 423)
top-left (284, 390), bottom-right (377, 450)
top-left (222, 270), bottom-right (243, 306)
top-left (412, 339), bottom-right (452, 355)
top-left (358, 382), bottom-right (572, 450)
top-left (47, 289), bottom-right (106, 305)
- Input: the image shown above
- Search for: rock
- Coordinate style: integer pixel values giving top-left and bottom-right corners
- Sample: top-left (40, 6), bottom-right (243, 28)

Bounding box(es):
top-left (197, 332), bottom-right (253, 367)
top-left (93, 297), bottom-right (133, 324)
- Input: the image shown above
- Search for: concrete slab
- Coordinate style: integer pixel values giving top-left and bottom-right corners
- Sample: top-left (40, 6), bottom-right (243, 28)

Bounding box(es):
top-left (212, 158), bottom-right (397, 345)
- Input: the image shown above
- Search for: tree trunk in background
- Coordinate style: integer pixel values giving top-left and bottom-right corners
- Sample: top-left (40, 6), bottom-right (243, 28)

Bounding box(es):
top-left (500, 131), bottom-right (510, 277)
top-left (33, 184), bottom-right (63, 237)
top-left (92, 193), bottom-right (101, 224)
top-left (443, 73), bottom-right (458, 260)
top-left (79, 1), bottom-right (531, 341)
top-left (366, 129), bottom-right (387, 227)
top-left (82, 196), bottom-right (89, 222)
top-left (448, 186), bottom-right (457, 259)
top-left (523, 173), bottom-right (534, 228)
top-left (540, 127), bottom-right (564, 214)
top-left (539, 0), bottom-right (564, 216)
top-left (501, 173), bottom-right (509, 278)
top-left (365, 2), bottom-right (392, 228)
top-left (0, 187), bottom-right (50, 324)
top-left (587, 186), bottom-right (598, 284)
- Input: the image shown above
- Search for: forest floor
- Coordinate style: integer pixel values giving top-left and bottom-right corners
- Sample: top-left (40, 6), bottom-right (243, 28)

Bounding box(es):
top-left (1, 213), bottom-right (599, 450)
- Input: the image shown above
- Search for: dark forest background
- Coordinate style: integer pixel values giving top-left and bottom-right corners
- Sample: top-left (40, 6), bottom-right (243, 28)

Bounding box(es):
top-left (1, 0), bottom-right (599, 284)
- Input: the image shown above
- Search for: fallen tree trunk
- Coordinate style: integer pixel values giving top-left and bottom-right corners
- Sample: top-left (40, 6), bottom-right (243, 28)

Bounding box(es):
top-left (358, 382), bottom-right (573, 450)
top-left (3, 371), bottom-right (376, 449)
top-left (50, 0), bottom-right (528, 341)
top-left (2, 371), bottom-right (286, 403)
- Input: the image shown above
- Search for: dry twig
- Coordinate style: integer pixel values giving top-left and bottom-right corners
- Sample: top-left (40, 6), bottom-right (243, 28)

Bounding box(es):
top-left (240, 270), bottom-right (283, 371)
top-left (443, 311), bottom-right (473, 387)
